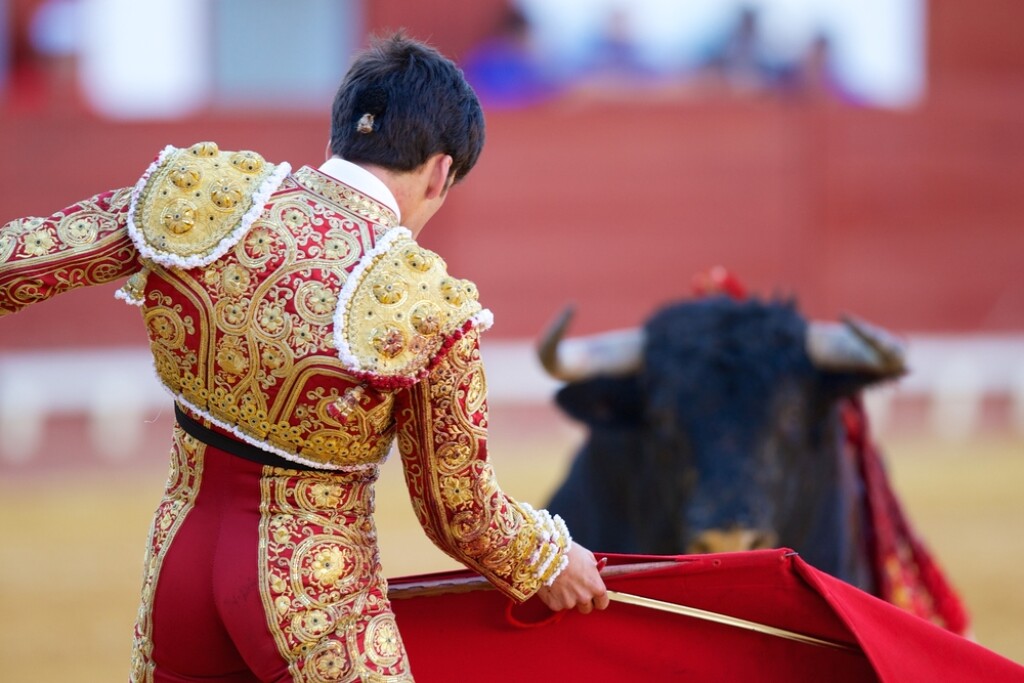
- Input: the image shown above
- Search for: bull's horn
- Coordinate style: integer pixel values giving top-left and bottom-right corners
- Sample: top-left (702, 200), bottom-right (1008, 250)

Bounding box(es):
top-left (537, 306), bottom-right (645, 382)
top-left (806, 316), bottom-right (907, 376)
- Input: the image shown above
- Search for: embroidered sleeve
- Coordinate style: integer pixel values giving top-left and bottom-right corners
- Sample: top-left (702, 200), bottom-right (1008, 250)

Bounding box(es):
top-left (394, 328), bottom-right (570, 601)
top-left (0, 188), bottom-right (138, 316)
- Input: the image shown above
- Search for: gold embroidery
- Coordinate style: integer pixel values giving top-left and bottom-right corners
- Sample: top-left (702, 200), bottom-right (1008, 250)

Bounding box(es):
top-left (258, 466), bottom-right (412, 681)
top-left (340, 235), bottom-right (483, 380)
top-left (293, 167), bottom-right (399, 230)
top-left (0, 189), bottom-right (136, 315)
top-left (136, 164), bottom-right (400, 468)
top-left (57, 210), bottom-right (108, 246)
top-left (397, 330), bottom-right (560, 601)
top-left (132, 142), bottom-right (282, 261)
top-left (124, 145), bottom-right (484, 471)
top-left (296, 281), bottom-right (339, 324)
top-left (119, 267), bottom-right (150, 303)
top-left (130, 427), bottom-right (205, 683)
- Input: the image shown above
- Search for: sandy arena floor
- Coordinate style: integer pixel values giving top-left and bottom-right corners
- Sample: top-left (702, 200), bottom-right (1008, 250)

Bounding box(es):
top-left (0, 423), bottom-right (1021, 680)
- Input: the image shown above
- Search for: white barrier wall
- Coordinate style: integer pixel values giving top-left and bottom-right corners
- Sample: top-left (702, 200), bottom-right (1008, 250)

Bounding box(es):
top-left (1, 335), bottom-right (1022, 462)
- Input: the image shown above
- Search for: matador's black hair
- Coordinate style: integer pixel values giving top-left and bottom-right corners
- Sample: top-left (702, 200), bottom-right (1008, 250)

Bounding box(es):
top-left (330, 32), bottom-right (485, 185)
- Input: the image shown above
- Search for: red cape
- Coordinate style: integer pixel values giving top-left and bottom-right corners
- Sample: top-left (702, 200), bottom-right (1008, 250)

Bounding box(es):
top-left (389, 549), bottom-right (1023, 682)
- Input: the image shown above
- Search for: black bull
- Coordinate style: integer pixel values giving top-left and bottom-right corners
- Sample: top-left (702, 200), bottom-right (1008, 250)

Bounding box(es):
top-left (538, 296), bottom-right (906, 592)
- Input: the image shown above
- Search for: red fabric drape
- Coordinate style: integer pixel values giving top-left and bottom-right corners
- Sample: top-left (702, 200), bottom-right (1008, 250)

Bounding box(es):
top-left (842, 398), bottom-right (970, 635)
top-left (389, 550), bottom-right (1024, 682)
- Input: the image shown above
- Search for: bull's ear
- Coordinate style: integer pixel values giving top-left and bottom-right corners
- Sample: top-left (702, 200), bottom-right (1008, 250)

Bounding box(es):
top-left (554, 376), bottom-right (644, 427)
top-left (806, 316), bottom-right (907, 379)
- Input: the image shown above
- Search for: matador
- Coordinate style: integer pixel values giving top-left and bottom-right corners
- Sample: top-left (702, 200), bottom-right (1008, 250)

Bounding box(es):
top-left (0, 34), bottom-right (608, 682)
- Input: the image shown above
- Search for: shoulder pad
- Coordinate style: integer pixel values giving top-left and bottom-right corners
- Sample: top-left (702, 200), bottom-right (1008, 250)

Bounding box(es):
top-left (334, 228), bottom-right (493, 388)
top-left (128, 142), bottom-right (291, 268)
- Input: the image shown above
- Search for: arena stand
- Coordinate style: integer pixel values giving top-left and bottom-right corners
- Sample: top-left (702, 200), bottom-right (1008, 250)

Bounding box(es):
top-left (2, 0), bottom-right (1023, 461)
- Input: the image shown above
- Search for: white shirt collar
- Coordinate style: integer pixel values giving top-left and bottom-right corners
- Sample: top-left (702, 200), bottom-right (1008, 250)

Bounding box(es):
top-left (318, 157), bottom-right (401, 221)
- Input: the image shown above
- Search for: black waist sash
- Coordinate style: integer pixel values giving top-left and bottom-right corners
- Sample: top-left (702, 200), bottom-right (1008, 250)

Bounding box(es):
top-left (174, 403), bottom-right (317, 471)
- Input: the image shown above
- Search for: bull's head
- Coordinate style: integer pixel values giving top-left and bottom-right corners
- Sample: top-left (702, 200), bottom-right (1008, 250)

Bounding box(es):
top-left (539, 297), bottom-right (906, 588)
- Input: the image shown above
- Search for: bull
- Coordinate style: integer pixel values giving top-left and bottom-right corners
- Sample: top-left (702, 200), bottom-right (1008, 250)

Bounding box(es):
top-left (537, 295), bottom-right (907, 593)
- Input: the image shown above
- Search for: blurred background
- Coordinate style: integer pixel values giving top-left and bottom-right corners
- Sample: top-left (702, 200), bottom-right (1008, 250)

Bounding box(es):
top-left (0, 0), bottom-right (1021, 678)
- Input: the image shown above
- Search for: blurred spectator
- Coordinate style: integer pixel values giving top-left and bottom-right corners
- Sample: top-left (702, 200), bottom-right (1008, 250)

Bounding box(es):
top-left (2, 0), bottom-right (82, 110)
top-left (573, 5), bottom-right (665, 89)
top-left (27, 0), bottom-right (78, 102)
top-left (465, 0), bottom-right (922, 109)
top-left (462, 5), bottom-right (558, 109)
top-left (697, 5), bottom-right (784, 96)
top-left (29, 0), bottom-right (77, 58)
top-left (789, 32), bottom-right (848, 101)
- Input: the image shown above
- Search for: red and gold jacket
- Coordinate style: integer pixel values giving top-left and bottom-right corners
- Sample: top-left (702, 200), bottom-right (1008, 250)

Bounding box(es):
top-left (0, 142), bottom-right (568, 600)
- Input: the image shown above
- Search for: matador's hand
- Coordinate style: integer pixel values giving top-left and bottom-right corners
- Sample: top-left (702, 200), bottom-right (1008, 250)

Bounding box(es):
top-left (536, 543), bottom-right (609, 614)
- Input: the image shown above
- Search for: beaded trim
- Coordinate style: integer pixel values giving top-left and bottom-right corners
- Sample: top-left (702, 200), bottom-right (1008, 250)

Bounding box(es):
top-left (114, 269), bottom-right (149, 307)
top-left (471, 308), bottom-right (495, 332)
top-left (126, 145), bottom-right (291, 269)
top-left (331, 228), bottom-right (494, 390)
top-left (332, 226), bottom-right (413, 370)
top-left (113, 288), bottom-right (144, 307)
top-left (520, 503), bottom-right (572, 587)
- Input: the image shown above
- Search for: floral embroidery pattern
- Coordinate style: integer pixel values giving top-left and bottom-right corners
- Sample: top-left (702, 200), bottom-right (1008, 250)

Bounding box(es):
top-left (135, 167), bottom-right (407, 470)
top-left (396, 329), bottom-right (569, 601)
top-left (297, 167), bottom-right (398, 229)
top-left (259, 466), bottom-right (412, 681)
top-left (0, 189), bottom-right (137, 316)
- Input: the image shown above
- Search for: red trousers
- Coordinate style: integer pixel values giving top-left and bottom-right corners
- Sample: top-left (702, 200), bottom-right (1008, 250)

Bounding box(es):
top-left (130, 426), bottom-right (414, 682)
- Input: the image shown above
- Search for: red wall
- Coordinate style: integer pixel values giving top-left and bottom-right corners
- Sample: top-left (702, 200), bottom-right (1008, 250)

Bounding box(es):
top-left (1, 0), bottom-right (1022, 350)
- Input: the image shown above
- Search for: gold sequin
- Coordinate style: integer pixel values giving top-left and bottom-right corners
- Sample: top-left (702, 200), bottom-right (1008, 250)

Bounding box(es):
top-left (371, 278), bottom-right (407, 305)
top-left (211, 180), bottom-right (243, 210)
top-left (169, 165), bottom-right (201, 189)
top-left (231, 151), bottom-right (266, 174)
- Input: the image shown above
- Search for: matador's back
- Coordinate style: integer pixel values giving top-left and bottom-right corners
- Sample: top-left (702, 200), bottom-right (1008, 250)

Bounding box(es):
top-left (119, 141), bottom-right (491, 470)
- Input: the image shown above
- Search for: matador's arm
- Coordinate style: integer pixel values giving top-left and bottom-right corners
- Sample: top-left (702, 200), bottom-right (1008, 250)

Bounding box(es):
top-left (393, 328), bottom-right (570, 602)
top-left (0, 188), bottom-right (138, 316)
